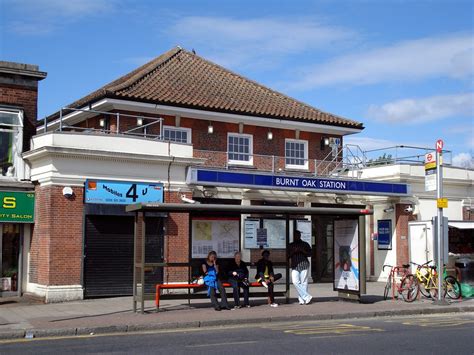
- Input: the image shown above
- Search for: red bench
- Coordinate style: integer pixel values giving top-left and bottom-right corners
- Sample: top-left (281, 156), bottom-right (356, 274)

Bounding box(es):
top-left (155, 282), bottom-right (264, 309)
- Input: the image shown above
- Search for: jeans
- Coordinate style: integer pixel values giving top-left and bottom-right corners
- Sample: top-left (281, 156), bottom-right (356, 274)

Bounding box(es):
top-left (291, 268), bottom-right (311, 303)
top-left (229, 278), bottom-right (249, 306)
top-left (209, 280), bottom-right (229, 309)
top-left (257, 272), bottom-right (282, 304)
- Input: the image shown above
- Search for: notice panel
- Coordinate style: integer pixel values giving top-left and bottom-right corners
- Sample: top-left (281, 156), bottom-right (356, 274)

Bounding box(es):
top-left (192, 217), bottom-right (240, 258)
top-left (334, 219), bottom-right (359, 292)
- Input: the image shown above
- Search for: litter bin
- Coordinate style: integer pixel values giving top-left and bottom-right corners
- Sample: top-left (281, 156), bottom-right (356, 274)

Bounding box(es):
top-left (455, 259), bottom-right (474, 284)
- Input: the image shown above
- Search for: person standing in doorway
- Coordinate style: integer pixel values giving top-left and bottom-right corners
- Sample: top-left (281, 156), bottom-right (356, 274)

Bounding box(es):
top-left (289, 230), bottom-right (313, 305)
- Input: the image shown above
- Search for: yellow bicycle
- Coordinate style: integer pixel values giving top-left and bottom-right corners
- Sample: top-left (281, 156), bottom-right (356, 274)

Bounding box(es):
top-left (411, 261), bottom-right (461, 299)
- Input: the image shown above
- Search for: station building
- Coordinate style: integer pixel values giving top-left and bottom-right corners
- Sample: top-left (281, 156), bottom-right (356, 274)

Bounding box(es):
top-left (7, 47), bottom-right (472, 302)
top-left (0, 61), bottom-right (46, 297)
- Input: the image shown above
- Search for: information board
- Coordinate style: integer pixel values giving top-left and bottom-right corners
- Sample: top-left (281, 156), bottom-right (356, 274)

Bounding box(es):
top-left (192, 218), bottom-right (240, 258)
top-left (296, 220), bottom-right (312, 245)
top-left (334, 219), bottom-right (359, 292)
top-left (377, 219), bottom-right (392, 250)
top-left (85, 179), bottom-right (163, 205)
top-left (244, 219), bottom-right (260, 248)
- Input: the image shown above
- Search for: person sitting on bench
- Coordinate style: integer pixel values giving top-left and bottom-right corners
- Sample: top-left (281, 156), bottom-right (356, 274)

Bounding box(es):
top-left (202, 250), bottom-right (231, 311)
top-left (227, 251), bottom-right (250, 309)
top-left (256, 250), bottom-right (282, 307)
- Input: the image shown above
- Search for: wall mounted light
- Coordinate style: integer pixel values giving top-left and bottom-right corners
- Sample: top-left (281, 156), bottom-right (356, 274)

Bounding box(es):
top-left (99, 118), bottom-right (106, 128)
top-left (137, 117), bottom-right (143, 126)
top-left (208, 123), bottom-right (214, 134)
top-left (267, 130), bottom-right (273, 140)
top-left (320, 136), bottom-right (330, 150)
top-left (383, 206), bottom-right (394, 213)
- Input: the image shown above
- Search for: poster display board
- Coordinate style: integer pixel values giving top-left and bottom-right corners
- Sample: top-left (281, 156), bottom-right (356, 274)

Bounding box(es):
top-left (334, 219), bottom-right (359, 292)
top-left (192, 217), bottom-right (240, 258)
top-left (377, 219), bottom-right (392, 250)
top-left (244, 219), bottom-right (260, 249)
top-left (296, 220), bottom-right (312, 245)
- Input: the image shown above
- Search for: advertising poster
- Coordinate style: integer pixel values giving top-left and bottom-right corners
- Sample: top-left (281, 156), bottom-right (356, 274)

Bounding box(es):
top-left (85, 179), bottom-right (163, 205)
top-left (377, 219), bottom-right (392, 250)
top-left (192, 218), bottom-right (240, 258)
top-left (334, 219), bottom-right (359, 292)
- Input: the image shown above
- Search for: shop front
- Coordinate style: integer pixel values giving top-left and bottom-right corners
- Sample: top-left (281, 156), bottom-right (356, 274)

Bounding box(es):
top-left (0, 190), bottom-right (34, 297)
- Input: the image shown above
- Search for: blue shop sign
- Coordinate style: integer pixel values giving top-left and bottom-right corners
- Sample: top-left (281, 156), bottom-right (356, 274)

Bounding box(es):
top-left (85, 179), bottom-right (164, 205)
top-left (187, 168), bottom-right (409, 196)
top-left (377, 219), bottom-right (392, 250)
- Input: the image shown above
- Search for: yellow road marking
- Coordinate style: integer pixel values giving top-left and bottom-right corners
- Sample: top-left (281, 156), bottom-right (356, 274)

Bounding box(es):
top-left (187, 340), bottom-right (257, 348)
top-left (283, 323), bottom-right (384, 335)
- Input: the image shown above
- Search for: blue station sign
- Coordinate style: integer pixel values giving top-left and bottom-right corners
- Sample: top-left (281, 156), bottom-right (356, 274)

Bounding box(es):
top-left (85, 179), bottom-right (164, 205)
top-left (377, 219), bottom-right (392, 250)
top-left (187, 168), bottom-right (409, 196)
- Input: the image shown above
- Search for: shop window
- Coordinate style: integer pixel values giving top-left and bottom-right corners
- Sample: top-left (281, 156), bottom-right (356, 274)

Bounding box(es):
top-left (285, 139), bottom-right (308, 169)
top-left (227, 133), bottom-right (253, 165)
top-left (163, 126), bottom-right (191, 144)
top-left (0, 109), bottom-right (23, 178)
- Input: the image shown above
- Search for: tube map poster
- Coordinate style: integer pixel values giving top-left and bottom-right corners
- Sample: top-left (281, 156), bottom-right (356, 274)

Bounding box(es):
top-left (334, 219), bottom-right (359, 292)
top-left (192, 218), bottom-right (240, 258)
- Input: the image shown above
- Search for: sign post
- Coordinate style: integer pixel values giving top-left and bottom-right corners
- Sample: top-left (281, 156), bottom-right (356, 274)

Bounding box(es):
top-left (434, 139), bottom-right (449, 305)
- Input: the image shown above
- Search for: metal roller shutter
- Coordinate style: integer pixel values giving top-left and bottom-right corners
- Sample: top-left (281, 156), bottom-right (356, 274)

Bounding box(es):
top-left (84, 216), bottom-right (163, 297)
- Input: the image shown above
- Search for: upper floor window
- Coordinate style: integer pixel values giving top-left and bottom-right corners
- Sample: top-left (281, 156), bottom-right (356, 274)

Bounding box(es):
top-left (0, 109), bottom-right (23, 178)
top-left (228, 133), bottom-right (253, 165)
top-left (285, 139), bottom-right (308, 169)
top-left (163, 126), bottom-right (191, 144)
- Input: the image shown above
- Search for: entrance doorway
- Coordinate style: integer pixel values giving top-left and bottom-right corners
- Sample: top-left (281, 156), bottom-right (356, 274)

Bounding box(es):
top-left (0, 223), bottom-right (22, 297)
top-left (312, 216), bottom-right (335, 282)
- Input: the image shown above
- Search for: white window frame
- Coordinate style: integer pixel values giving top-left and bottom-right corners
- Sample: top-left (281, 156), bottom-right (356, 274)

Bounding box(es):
top-left (285, 138), bottom-right (308, 170)
top-left (0, 108), bottom-right (24, 179)
top-left (163, 125), bottom-right (192, 144)
top-left (227, 133), bottom-right (253, 166)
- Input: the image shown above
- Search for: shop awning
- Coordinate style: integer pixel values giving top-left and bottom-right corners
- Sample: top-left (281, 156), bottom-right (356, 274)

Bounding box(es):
top-left (448, 222), bottom-right (474, 230)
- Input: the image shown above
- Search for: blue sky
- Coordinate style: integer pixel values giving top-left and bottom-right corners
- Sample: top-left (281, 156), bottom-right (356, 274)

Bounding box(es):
top-left (1, 0), bottom-right (473, 167)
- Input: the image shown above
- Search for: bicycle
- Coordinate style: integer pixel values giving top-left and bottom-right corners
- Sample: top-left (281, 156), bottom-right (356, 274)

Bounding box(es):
top-left (383, 264), bottom-right (418, 302)
top-left (411, 261), bottom-right (462, 300)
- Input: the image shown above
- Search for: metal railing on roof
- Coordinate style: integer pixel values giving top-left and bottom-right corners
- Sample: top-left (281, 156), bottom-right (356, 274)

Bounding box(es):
top-left (44, 107), bottom-right (164, 140)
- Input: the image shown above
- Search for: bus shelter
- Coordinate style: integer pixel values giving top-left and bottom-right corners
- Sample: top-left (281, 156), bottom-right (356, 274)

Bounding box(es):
top-left (126, 203), bottom-right (373, 313)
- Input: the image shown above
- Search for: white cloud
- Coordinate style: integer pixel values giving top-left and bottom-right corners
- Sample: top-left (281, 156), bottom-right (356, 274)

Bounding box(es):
top-left (367, 92), bottom-right (474, 123)
top-left (344, 136), bottom-right (398, 151)
top-left (291, 33), bottom-right (474, 89)
top-left (166, 16), bottom-right (356, 68)
top-left (452, 152), bottom-right (474, 169)
top-left (5, 0), bottom-right (116, 35)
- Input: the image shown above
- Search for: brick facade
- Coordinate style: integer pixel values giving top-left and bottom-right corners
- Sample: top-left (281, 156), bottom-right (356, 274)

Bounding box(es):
top-left (463, 206), bottom-right (473, 221)
top-left (395, 203), bottom-right (417, 266)
top-left (29, 185), bottom-right (84, 286)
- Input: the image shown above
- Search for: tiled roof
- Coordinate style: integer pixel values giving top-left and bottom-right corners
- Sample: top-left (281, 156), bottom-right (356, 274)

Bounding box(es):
top-left (49, 47), bottom-right (363, 128)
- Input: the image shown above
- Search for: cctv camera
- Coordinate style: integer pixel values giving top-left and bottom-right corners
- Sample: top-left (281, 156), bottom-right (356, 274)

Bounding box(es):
top-left (404, 205), bottom-right (413, 213)
top-left (62, 186), bottom-right (74, 198)
top-left (180, 194), bottom-right (200, 204)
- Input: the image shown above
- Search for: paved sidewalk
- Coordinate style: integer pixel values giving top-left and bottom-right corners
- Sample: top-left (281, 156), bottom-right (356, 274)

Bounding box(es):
top-left (1, 282), bottom-right (473, 339)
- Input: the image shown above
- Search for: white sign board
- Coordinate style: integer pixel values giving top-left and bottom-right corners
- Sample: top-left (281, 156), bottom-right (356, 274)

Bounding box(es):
top-left (296, 220), bottom-right (312, 245)
top-left (244, 219), bottom-right (259, 249)
top-left (334, 219), bottom-right (359, 292)
top-left (424, 152), bottom-right (437, 192)
top-left (192, 218), bottom-right (240, 258)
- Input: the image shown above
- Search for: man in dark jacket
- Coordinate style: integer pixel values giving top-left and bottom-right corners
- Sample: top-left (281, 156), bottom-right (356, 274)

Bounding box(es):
top-left (256, 250), bottom-right (282, 307)
top-left (227, 251), bottom-right (250, 308)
